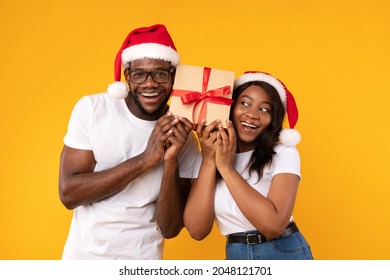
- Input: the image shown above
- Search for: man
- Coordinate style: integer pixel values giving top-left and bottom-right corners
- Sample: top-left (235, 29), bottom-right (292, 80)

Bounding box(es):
top-left (59, 24), bottom-right (199, 259)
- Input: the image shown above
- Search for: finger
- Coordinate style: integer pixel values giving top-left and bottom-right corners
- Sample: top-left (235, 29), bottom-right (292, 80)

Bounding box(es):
top-left (219, 124), bottom-right (228, 144)
top-left (169, 126), bottom-right (186, 142)
top-left (203, 119), bottom-right (221, 136)
top-left (217, 128), bottom-right (228, 153)
top-left (161, 112), bottom-right (175, 124)
top-left (160, 128), bottom-right (174, 144)
top-left (164, 129), bottom-right (184, 149)
top-left (206, 130), bottom-right (218, 144)
top-left (216, 131), bottom-right (223, 148)
top-left (160, 114), bottom-right (185, 137)
top-left (178, 116), bottom-right (194, 134)
top-left (173, 118), bottom-right (188, 139)
top-left (156, 113), bottom-right (175, 134)
top-left (165, 132), bottom-right (180, 146)
top-left (226, 120), bottom-right (236, 146)
top-left (196, 119), bottom-right (206, 138)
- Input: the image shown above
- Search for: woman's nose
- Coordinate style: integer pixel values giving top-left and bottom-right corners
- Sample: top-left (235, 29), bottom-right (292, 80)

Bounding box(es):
top-left (245, 111), bottom-right (259, 119)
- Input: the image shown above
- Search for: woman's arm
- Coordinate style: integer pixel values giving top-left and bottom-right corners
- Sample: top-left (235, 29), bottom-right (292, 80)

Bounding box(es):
top-left (183, 120), bottom-right (221, 240)
top-left (183, 159), bottom-right (217, 240)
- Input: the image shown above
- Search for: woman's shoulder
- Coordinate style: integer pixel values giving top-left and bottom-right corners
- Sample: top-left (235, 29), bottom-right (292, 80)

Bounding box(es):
top-left (274, 144), bottom-right (300, 157)
top-left (271, 144), bottom-right (301, 176)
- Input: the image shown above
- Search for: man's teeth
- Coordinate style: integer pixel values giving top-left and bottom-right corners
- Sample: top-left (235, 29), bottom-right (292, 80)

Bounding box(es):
top-left (141, 92), bottom-right (159, 97)
top-left (241, 122), bottom-right (257, 128)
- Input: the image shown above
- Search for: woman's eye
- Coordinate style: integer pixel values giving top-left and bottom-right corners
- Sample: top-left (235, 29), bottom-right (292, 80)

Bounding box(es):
top-left (241, 101), bottom-right (250, 107)
top-left (259, 107), bottom-right (270, 113)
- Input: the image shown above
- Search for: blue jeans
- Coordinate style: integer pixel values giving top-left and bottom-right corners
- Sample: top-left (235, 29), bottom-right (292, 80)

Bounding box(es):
top-left (225, 230), bottom-right (313, 260)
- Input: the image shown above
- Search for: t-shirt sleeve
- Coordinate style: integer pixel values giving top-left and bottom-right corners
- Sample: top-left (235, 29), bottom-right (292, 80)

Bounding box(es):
top-left (178, 131), bottom-right (201, 179)
top-left (192, 152), bottom-right (202, 178)
top-left (271, 145), bottom-right (301, 178)
top-left (63, 96), bottom-right (93, 150)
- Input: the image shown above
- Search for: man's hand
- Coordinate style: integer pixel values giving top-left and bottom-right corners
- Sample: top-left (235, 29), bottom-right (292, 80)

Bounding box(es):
top-left (163, 116), bottom-right (194, 163)
top-left (142, 112), bottom-right (178, 167)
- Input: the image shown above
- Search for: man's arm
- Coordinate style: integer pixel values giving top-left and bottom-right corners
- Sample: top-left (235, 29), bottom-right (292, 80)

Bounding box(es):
top-left (156, 166), bottom-right (191, 238)
top-left (59, 146), bottom-right (157, 209)
top-left (155, 117), bottom-right (195, 238)
top-left (59, 113), bottom-right (177, 209)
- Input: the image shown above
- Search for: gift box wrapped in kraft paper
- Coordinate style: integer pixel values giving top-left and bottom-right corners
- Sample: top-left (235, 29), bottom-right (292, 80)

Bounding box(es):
top-left (169, 64), bottom-right (235, 128)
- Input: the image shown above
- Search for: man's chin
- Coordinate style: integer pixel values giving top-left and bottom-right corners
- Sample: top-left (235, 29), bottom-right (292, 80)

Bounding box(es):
top-left (132, 92), bottom-right (171, 118)
top-left (136, 101), bottom-right (168, 118)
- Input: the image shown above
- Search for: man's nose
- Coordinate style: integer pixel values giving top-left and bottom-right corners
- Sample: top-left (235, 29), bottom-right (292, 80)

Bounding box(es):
top-left (143, 73), bottom-right (158, 85)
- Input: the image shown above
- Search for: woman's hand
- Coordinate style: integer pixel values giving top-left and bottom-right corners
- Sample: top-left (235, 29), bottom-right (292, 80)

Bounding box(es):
top-left (195, 119), bottom-right (221, 162)
top-left (215, 120), bottom-right (236, 173)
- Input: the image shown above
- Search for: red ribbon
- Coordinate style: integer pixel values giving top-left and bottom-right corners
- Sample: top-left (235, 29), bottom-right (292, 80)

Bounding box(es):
top-left (172, 67), bottom-right (233, 124)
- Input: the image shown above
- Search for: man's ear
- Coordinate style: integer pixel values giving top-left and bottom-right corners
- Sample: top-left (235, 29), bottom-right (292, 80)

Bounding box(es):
top-left (124, 68), bottom-right (130, 83)
top-left (170, 67), bottom-right (176, 81)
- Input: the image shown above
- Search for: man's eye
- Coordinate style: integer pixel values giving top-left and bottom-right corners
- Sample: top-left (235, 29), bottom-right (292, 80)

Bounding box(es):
top-left (155, 71), bottom-right (168, 77)
top-left (133, 72), bottom-right (145, 77)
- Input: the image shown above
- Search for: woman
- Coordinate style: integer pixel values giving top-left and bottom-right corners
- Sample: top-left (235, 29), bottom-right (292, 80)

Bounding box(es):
top-left (183, 71), bottom-right (313, 260)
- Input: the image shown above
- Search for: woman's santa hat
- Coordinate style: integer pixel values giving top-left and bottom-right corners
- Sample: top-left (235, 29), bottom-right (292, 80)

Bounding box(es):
top-left (234, 71), bottom-right (301, 147)
top-left (107, 24), bottom-right (180, 99)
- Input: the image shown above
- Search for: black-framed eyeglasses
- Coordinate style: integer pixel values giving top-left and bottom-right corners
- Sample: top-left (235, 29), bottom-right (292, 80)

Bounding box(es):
top-left (129, 68), bottom-right (173, 84)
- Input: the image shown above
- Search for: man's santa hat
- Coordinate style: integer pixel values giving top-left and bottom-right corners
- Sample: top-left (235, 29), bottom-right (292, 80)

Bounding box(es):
top-left (234, 71), bottom-right (301, 147)
top-left (107, 24), bottom-right (180, 99)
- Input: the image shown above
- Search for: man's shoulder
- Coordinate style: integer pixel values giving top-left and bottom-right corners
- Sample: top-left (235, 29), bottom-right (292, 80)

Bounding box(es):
top-left (80, 92), bottom-right (123, 107)
top-left (83, 92), bottom-right (110, 102)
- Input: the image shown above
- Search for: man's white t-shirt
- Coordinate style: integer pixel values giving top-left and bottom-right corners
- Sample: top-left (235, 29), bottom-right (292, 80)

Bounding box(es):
top-left (62, 93), bottom-right (199, 259)
top-left (193, 144), bottom-right (300, 236)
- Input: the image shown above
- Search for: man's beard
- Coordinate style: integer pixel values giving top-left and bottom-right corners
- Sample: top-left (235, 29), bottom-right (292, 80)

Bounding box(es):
top-left (131, 91), bottom-right (171, 119)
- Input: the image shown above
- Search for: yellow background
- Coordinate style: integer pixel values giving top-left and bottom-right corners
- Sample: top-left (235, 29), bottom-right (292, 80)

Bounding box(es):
top-left (1, 0), bottom-right (389, 260)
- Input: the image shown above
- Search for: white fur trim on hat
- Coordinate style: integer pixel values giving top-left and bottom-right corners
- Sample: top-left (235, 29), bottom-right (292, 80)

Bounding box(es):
top-left (107, 81), bottom-right (128, 99)
top-left (279, 128), bottom-right (301, 147)
top-left (234, 73), bottom-right (287, 105)
top-left (121, 43), bottom-right (180, 67)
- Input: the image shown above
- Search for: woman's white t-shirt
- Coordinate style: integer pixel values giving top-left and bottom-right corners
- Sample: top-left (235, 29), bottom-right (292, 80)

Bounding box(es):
top-left (193, 144), bottom-right (300, 236)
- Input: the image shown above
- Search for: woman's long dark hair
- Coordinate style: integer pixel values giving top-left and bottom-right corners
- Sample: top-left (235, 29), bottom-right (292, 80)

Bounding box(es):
top-left (217, 81), bottom-right (286, 182)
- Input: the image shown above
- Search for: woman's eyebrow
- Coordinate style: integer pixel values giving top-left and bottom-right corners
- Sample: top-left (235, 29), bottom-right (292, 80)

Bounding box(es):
top-left (239, 95), bottom-right (254, 101)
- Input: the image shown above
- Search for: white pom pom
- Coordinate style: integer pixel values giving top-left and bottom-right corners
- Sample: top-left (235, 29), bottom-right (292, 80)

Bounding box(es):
top-left (107, 81), bottom-right (128, 99)
top-left (279, 128), bottom-right (301, 147)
